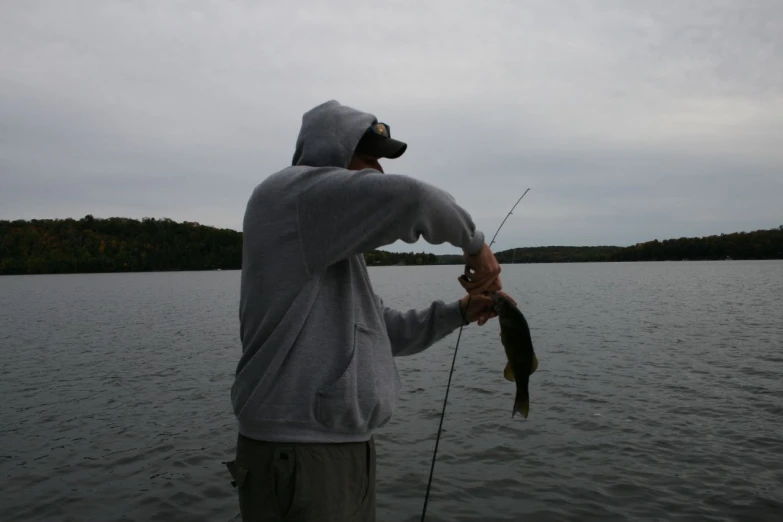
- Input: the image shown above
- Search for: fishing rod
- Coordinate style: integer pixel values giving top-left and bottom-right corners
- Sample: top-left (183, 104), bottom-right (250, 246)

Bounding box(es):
top-left (420, 188), bottom-right (530, 522)
top-left (489, 188), bottom-right (530, 249)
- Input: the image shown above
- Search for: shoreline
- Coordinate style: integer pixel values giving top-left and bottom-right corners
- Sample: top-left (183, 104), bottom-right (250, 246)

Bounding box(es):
top-left (1, 258), bottom-right (781, 277)
top-left (2, 218), bottom-right (781, 276)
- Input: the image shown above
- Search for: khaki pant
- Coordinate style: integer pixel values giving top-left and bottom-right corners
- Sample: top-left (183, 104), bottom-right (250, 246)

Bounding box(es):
top-left (225, 433), bottom-right (376, 522)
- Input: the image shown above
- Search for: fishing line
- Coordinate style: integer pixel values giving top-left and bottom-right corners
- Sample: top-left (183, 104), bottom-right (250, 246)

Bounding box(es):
top-left (420, 189), bottom-right (530, 522)
top-left (419, 300), bottom-right (467, 522)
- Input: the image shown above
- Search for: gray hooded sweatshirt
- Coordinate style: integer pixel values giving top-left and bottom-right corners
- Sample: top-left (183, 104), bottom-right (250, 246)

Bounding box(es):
top-left (232, 100), bottom-right (486, 443)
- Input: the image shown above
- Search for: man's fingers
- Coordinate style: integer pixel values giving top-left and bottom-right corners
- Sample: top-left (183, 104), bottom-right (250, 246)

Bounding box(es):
top-left (483, 276), bottom-right (502, 293)
top-left (458, 276), bottom-right (483, 292)
top-left (473, 297), bottom-right (498, 326)
top-left (481, 308), bottom-right (497, 324)
top-left (462, 244), bottom-right (502, 296)
top-left (459, 274), bottom-right (502, 294)
top-left (460, 260), bottom-right (501, 292)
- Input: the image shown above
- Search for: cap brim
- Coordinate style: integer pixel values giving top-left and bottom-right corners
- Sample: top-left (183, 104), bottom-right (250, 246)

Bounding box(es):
top-left (355, 133), bottom-right (407, 159)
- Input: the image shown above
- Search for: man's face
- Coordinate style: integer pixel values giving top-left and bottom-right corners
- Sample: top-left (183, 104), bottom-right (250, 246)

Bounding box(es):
top-left (348, 154), bottom-right (384, 173)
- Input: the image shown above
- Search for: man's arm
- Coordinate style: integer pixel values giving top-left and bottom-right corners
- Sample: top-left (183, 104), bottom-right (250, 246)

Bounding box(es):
top-left (375, 295), bottom-right (466, 357)
top-left (296, 167), bottom-right (485, 275)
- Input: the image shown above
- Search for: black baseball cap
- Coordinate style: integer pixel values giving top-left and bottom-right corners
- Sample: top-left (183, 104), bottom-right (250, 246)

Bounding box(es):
top-left (354, 122), bottom-right (407, 159)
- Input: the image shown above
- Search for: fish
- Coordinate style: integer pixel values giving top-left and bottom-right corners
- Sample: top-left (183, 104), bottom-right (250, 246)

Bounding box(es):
top-left (491, 292), bottom-right (538, 419)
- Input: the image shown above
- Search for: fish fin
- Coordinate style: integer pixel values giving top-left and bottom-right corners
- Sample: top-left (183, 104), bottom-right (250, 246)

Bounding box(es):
top-left (512, 397), bottom-right (529, 419)
top-left (503, 361), bottom-right (515, 382)
top-left (530, 352), bottom-right (539, 375)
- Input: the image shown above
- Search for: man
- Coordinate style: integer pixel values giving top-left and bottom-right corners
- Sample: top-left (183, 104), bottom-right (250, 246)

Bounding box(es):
top-left (226, 100), bottom-right (503, 521)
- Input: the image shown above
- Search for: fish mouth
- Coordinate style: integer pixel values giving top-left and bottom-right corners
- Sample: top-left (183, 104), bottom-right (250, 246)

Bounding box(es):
top-left (489, 291), bottom-right (504, 313)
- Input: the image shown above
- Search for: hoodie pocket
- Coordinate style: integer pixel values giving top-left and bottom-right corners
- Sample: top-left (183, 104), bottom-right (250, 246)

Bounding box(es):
top-left (315, 322), bottom-right (398, 433)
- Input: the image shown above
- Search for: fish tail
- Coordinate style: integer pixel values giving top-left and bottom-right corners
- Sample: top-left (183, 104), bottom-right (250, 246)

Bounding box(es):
top-left (512, 391), bottom-right (529, 419)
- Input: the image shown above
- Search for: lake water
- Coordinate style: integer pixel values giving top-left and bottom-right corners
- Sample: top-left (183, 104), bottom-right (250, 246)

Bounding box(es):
top-left (1, 261), bottom-right (782, 522)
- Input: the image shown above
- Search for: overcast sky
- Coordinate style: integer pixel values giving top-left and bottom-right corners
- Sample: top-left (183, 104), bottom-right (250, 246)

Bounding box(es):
top-left (1, 0), bottom-right (781, 254)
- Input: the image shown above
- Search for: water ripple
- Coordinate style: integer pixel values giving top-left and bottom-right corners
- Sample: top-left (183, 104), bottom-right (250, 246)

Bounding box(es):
top-left (1, 262), bottom-right (782, 521)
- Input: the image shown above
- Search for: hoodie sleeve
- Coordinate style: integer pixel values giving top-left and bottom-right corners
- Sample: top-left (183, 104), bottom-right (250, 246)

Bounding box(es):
top-left (375, 295), bottom-right (466, 357)
top-left (296, 168), bottom-right (485, 275)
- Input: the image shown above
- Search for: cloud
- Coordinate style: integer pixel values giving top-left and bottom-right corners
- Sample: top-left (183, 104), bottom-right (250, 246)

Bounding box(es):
top-left (1, 0), bottom-right (781, 253)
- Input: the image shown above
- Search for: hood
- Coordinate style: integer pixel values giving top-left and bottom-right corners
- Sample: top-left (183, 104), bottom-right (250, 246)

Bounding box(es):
top-left (291, 100), bottom-right (377, 168)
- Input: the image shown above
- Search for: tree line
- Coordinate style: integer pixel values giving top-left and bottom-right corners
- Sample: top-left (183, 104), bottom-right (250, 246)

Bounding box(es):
top-left (0, 215), bottom-right (243, 275)
top-left (486, 226), bottom-right (783, 264)
top-left (0, 216), bottom-right (440, 275)
top-left (0, 216), bottom-right (780, 275)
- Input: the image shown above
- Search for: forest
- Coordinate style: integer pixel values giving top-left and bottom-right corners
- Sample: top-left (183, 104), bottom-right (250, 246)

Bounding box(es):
top-left (0, 216), bottom-right (439, 275)
top-left (0, 216), bottom-right (242, 275)
top-left (0, 216), bottom-right (781, 275)
top-left (488, 226), bottom-right (783, 264)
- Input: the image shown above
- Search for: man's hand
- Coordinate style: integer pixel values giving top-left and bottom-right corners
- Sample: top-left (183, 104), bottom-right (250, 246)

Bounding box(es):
top-left (458, 293), bottom-right (496, 326)
top-left (458, 290), bottom-right (519, 326)
top-left (459, 243), bottom-right (502, 294)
